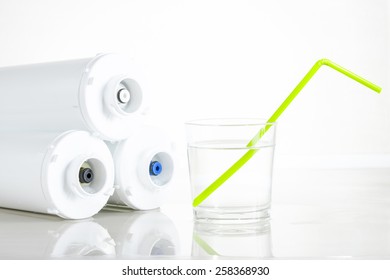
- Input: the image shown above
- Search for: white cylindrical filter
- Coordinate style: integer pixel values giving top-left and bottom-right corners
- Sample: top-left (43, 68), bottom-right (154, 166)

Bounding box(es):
top-left (0, 53), bottom-right (145, 141)
top-left (0, 131), bottom-right (115, 219)
top-left (96, 209), bottom-right (180, 257)
top-left (0, 209), bottom-right (116, 259)
top-left (107, 126), bottom-right (175, 210)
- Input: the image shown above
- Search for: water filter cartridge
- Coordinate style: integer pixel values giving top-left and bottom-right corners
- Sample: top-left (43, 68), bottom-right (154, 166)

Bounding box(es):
top-left (0, 53), bottom-right (145, 141)
top-left (0, 131), bottom-right (115, 219)
top-left (107, 126), bottom-right (175, 210)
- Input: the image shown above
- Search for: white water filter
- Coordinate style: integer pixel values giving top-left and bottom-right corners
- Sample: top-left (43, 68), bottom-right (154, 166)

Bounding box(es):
top-left (0, 53), bottom-right (145, 141)
top-left (0, 131), bottom-right (115, 219)
top-left (107, 126), bottom-right (175, 210)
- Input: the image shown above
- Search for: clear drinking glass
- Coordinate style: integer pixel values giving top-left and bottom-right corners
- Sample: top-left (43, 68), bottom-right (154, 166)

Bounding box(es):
top-left (185, 118), bottom-right (276, 223)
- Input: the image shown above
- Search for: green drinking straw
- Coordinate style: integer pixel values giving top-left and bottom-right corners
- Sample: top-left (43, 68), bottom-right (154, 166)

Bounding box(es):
top-left (193, 58), bottom-right (382, 207)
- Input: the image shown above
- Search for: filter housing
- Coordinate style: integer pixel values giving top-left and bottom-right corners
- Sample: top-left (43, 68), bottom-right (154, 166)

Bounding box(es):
top-left (107, 126), bottom-right (175, 210)
top-left (0, 130), bottom-right (115, 219)
top-left (0, 53), bottom-right (146, 141)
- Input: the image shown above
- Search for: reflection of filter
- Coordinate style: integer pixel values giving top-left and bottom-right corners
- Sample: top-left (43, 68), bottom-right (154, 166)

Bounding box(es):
top-left (0, 53), bottom-right (145, 141)
top-left (192, 222), bottom-right (272, 258)
top-left (0, 131), bottom-right (114, 219)
top-left (107, 126), bottom-right (175, 210)
top-left (95, 209), bottom-right (180, 257)
top-left (0, 209), bottom-right (115, 258)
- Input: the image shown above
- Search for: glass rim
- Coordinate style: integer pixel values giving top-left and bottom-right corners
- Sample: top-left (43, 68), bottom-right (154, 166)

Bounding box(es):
top-left (185, 118), bottom-right (276, 127)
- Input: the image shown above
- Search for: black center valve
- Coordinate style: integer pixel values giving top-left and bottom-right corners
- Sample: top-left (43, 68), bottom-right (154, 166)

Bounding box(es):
top-left (79, 167), bottom-right (94, 184)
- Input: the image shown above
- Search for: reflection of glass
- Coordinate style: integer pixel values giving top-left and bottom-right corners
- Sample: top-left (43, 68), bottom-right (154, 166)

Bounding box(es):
top-left (192, 221), bottom-right (272, 258)
top-left (0, 209), bottom-right (115, 259)
top-left (95, 207), bottom-right (180, 257)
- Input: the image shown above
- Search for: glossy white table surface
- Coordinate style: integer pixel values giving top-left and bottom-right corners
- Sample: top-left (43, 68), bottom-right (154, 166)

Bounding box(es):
top-left (1, 168), bottom-right (389, 259)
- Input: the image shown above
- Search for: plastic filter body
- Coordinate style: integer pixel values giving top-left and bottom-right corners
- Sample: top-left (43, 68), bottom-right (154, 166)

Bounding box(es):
top-left (107, 126), bottom-right (175, 210)
top-left (0, 53), bottom-right (145, 141)
top-left (0, 131), bottom-right (115, 219)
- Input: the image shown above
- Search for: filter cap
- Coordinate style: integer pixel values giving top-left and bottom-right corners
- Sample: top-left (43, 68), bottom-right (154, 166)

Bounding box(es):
top-left (42, 131), bottom-right (115, 219)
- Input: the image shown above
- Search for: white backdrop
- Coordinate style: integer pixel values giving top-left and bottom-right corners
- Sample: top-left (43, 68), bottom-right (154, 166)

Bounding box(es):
top-left (0, 0), bottom-right (388, 202)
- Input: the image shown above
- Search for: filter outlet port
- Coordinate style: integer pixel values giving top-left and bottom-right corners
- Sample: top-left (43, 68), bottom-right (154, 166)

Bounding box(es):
top-left (79, 167), bottom-right (94, 184)
top-left (105, 76), bottom-right (143, 117)
top-left (148, 152), bottom-right (174, 187)
top-left (68, 157), bottom-right (108, 197)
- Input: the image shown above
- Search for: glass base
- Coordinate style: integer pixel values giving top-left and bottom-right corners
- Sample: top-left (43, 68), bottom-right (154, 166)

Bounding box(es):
top-left (194, 206), bottom-right (270, 224)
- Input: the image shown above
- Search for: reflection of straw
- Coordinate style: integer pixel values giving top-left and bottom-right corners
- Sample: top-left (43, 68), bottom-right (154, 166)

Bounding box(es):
top-left (193, 233), bottom-right (220, 256)
top-left (193, 59), bottom-right (382, 207)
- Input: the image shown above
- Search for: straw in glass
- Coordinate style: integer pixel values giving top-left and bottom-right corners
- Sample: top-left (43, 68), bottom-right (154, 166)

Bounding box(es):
top-left (193, 58), bottom-right (382, 207)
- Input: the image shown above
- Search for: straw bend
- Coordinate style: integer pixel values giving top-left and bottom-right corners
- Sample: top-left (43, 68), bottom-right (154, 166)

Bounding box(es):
top-left (192, 58), bottom-right (382, 207)
top-left (317, 58), bottom-right (381, 93)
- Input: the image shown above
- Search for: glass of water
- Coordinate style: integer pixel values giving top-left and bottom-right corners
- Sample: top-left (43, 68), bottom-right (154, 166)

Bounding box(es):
top-left (185, 118), bottom-right (276, 223)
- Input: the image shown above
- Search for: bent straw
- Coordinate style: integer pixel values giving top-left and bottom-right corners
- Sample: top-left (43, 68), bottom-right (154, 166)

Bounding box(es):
top-left (193, 58), bottom-right (382, 207)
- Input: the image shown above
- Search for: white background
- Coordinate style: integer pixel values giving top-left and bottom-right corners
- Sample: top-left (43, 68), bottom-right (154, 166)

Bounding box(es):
top-left (0, 0), bottom-right (388, 204)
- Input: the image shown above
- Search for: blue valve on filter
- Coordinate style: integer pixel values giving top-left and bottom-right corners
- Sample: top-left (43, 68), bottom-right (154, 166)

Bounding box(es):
top-left (149, 161), bottom-right (162, 176)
